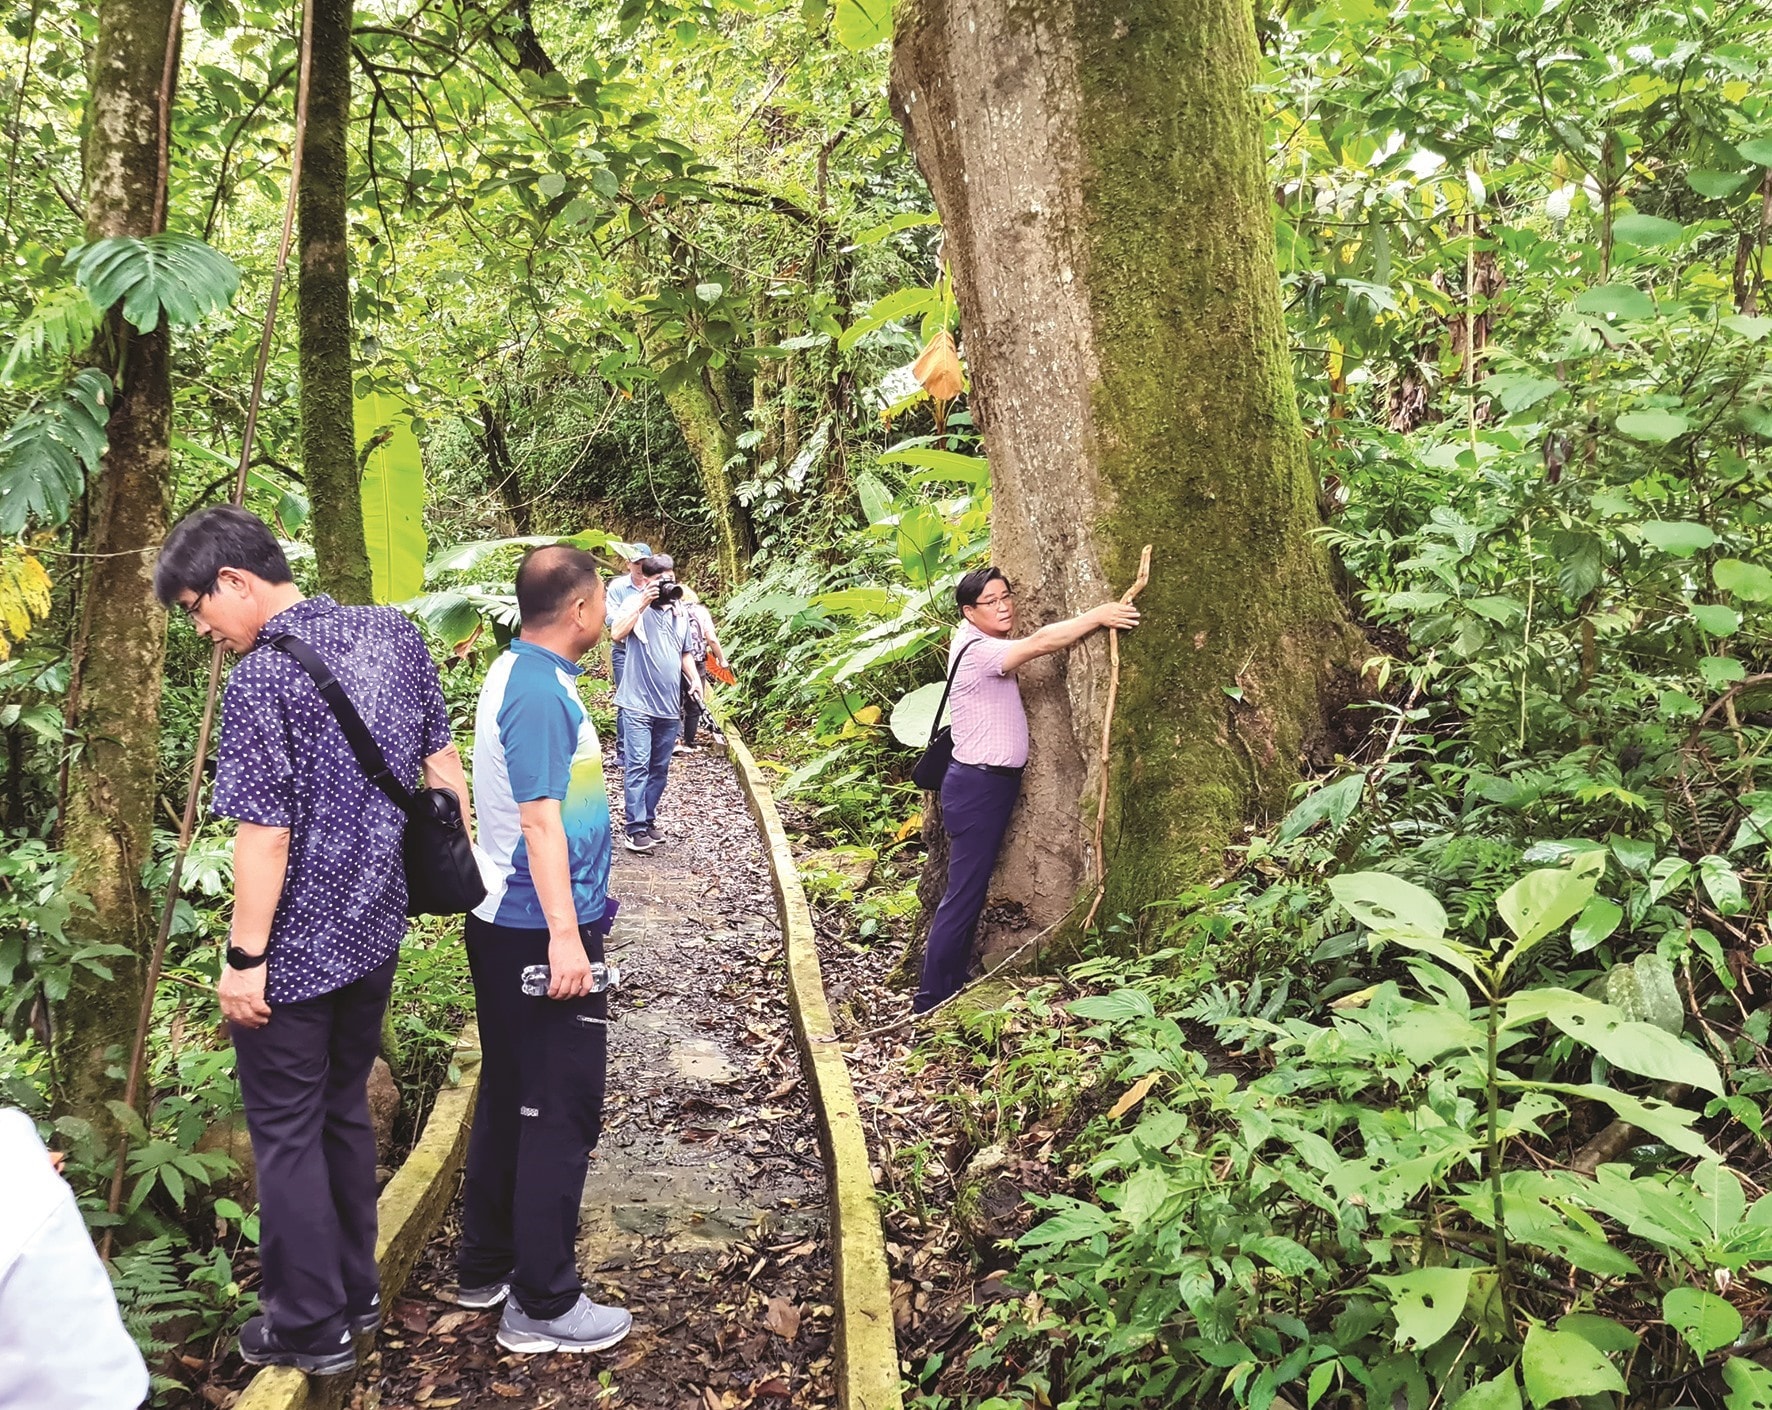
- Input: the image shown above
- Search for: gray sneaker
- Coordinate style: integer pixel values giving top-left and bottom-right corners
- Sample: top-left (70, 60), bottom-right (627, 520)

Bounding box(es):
top-left (497, 1293), bottom-right (633, 1354)
top-left (456, 1280), bottom-right (510, 1309)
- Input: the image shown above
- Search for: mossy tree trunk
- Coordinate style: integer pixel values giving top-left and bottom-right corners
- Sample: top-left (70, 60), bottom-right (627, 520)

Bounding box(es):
top-left (637, 318), bottom-right (754, 586)
top-left (659, 365), bottom-right (753, 586)
top-left (298, 0), bottom-right (372, 604)
top-left (891, 0), bottom-right (1364, 937)
top-left (58, 0), bottom-right (180, 1122)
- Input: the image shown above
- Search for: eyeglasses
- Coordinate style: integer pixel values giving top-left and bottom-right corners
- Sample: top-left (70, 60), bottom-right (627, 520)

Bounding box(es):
top-left (176, 587), bottom-right (212, 620)
top-left (973, 590), bottom-right (1014, 610)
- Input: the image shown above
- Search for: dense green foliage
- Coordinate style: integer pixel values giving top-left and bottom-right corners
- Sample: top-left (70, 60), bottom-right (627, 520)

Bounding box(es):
top-left (2, 0), bottom-right (1771, 1401)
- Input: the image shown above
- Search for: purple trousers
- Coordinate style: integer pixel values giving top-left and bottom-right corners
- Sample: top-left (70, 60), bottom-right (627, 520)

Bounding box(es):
top-left (914, 761), bottom-right (1023, 1012)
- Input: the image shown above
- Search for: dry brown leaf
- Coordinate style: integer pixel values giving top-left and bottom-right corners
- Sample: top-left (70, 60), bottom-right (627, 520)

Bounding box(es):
top-left (702, 1390), bottom-right (724, 1410)
top-left (428, 1310), bottom-right (477, 1337)
top-left (762, 1296), bottom-right (801, 1342)
top-left (489, 1384), bottom-right (523, 1399)
top-left (751, 1377), bottom-right (792, 1399)
top-left (1107, 1072), bottom-right (1159, 1120)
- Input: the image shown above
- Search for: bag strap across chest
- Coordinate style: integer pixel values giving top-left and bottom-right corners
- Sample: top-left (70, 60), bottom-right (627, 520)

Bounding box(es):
top-left (927, 639), bottom-right (979, 745)
top-left (268, 633), bottom-right (415, 814)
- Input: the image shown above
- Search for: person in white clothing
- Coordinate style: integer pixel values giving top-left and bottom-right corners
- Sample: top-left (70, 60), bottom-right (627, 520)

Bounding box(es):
top-left (0, 1107), bottom-right (149, 1409)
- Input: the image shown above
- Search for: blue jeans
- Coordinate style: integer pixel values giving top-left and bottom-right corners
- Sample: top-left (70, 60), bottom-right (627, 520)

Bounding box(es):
top-left (914, 762), bottom-right (1022, 1012)
top-left (619, 711), bottom-right (680, 834)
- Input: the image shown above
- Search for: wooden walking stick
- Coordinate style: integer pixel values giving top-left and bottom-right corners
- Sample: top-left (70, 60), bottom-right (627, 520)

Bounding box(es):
top-left (1082, 545), bottom-right (1152, 934)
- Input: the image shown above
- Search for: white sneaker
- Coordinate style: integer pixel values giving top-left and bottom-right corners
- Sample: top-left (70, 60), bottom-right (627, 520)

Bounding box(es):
top-left (497, 1293), bottom-right (633, 1354)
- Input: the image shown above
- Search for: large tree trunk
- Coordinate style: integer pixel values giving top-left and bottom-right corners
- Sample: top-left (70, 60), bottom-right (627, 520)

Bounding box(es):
top-left (891, 0), bottom-right (1363, 937)
top-left (58, 0), bottom-right (179, 1120)
top-left (298, 0), bottom-right (373, 604)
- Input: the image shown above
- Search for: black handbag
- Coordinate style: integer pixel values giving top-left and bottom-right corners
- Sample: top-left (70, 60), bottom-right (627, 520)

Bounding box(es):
top-left (269, 633), bottom-right (487, 917)
top-left (911, 640), bottom-right (977, 791)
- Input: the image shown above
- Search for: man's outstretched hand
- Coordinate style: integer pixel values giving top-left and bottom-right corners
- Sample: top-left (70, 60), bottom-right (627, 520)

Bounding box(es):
top-left (1093, 601), bottom-right (1141, 632)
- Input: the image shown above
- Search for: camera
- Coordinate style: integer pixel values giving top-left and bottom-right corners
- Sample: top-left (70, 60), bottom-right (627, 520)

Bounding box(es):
top-left (650, 572), bottom-right (684, 607)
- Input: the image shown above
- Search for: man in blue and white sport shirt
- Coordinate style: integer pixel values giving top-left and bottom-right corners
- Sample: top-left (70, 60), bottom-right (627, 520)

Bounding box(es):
top-left (459, 545), bottom-right (633, 1356)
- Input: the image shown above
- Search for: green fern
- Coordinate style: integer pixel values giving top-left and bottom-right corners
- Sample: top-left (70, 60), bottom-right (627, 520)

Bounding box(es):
top-left (108, 1237), bottom-right (186, 1359)
top-left (0, 368), bottom-right (111, 533)
top-left (65, 233), bottom-right (241, 334)
top-left (0, 284), bottom-right (104, 384)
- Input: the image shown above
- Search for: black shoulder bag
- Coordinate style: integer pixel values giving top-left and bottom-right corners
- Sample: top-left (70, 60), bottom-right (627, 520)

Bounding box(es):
top-left (911, 640), bottom-right (977, 791)
top-left (269, 634), bottom-right (487, 917)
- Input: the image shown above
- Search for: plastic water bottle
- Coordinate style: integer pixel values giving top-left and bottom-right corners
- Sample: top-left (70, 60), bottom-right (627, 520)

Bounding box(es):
top-left (520, 961), bottom-right (621, 997)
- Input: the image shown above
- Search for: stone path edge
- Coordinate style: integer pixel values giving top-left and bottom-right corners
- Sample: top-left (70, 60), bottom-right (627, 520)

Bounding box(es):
top-left (725, 729), bottom-right (905, 1410)
top-left (233, 1021), bottom-right (484, 1410)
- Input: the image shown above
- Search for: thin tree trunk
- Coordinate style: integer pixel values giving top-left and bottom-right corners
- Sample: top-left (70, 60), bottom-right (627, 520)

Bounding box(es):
top-left (479, 398), bottom-right (530, 533)
top-left (298, 0), bottom-right (372, 603)
top-left (892, 0), bottom-right (1364, 936)
top-left (58, 0), bottom-right (180, 1122)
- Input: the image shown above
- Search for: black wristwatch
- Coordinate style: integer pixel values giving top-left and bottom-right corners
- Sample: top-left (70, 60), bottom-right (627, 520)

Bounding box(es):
top-left (225, 945), bottom-right (270, 971)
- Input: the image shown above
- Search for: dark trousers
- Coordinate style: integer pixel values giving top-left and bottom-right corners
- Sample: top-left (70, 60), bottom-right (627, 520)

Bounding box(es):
top-left (459, 916), bottom-right (609, 1320)
top-left (231, 955), bottom-right (397, 1340)
top-left (914, 763), bottom-right (1023, 1012)
top-left (680, 662), bottom-right (716, 745)
top-left (611, 651), bottom-right (626, 764)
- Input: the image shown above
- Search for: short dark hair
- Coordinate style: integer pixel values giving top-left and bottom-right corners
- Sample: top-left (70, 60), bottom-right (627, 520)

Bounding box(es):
top-left (638, 554), bottom-right (674, 576)
top-left (515, 544), bottom-right (605, 624)
top-left (956, 567), bottom-right (1009, 611)
top-left (153, 505), bottom-right (292, 607)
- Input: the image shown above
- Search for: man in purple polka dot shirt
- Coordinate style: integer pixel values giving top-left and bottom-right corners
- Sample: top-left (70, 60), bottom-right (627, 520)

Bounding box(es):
top-left (154, 506), bottom-right (472, 1377)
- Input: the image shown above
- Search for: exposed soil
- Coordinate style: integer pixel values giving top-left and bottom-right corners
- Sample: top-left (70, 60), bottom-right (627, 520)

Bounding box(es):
top-left (244, 742), bottom-right (838, 1410)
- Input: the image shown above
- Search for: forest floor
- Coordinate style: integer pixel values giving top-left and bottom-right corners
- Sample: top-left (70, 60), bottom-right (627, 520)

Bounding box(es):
top-left (350, 744), bottom-right (838, 1410)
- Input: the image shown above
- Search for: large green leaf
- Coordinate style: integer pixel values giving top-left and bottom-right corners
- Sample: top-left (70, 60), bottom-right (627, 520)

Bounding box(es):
top-left (1328, 872), bottom-right (1447, 938)
top-left (1451, 1372), bottom-right (1521, 1410)
top-left (1521, 1325), bottom-right (1626, 1405)
top-left (1715, 558), bottom-right (1772, 603)
top-left (1724, 1358), bottom-right (1772, 1410)
top-left (356, 393), bottom-right (427, 603)
top-left (894, 504), bottom-right (947, 587)
top-left (1663, 1286), bottom-right (1742, 1357)
top-left (65, 233), bottom-right (240, 334)
top-left (1496, 851), bottom-right (1603, 948)
top-left (1616, 409), bottom-right (1690, 443)
top-left (1373, 1267), bottom-right (1471, 1349)
top-left (425, 535), bottom-right (561, 577)
top-left (831, 0), bottom-right (891, 50)
top-left (1612, 213), bottom-right (1685, 246)
top-left (0, 369), bottom-right (112, 534)
top-left (1639, 520), bottom-right (1715, 556)
top-left (876, 447), bottom-right (991, 485)
top-left (890, 680), bottom-right (946, 748)
top-left (1, 284), bottom-right (103, 384)
top-left (838, 288), bottom-right (941, 351)
top-left (1574, 284), bottom-right (1656, 321)
top-left (1511, 989), bottom-right (1723, 1093)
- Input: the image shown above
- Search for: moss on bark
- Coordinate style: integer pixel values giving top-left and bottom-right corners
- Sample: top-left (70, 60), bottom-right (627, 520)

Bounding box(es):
top-left (298, 0), bottom-right (373, 605)
top-left (652, 357), bottom-right (754, 587)
top-left (60, 0), bottom-right (180, 1122)
top-left (892, 0), bottom-right (1364, 941)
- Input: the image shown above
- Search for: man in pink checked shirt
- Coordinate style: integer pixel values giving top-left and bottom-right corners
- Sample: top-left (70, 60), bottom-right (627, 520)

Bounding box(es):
top-left (914, 566), bottom-right (1140, 1012)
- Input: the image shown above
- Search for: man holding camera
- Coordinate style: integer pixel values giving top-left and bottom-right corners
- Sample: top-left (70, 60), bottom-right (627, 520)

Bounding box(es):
top-left (607, 553), bottom-right (700, 853)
